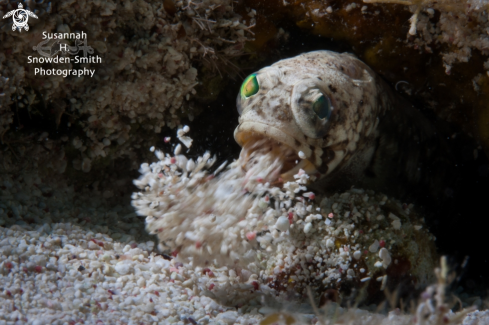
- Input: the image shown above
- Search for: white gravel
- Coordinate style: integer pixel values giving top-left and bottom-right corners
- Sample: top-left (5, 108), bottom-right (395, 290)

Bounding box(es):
top-left (1, 136), bottom-right (488, 325)
top-left (0, 169), bottom-right (267, 324)
top-left (132, 139), bottom-right (440, 305)
top-left (1, 176), bottom-right (489, 325)
top-left (0, 222), bottom-right (268, 325)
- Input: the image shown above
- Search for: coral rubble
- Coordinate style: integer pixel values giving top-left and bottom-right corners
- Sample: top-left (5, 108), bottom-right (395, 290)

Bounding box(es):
top-left (132, 131), bottom-right (437, 306)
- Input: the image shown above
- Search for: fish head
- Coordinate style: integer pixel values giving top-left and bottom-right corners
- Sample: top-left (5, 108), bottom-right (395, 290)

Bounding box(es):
top-left (234, 50), bottom-right (387, 182)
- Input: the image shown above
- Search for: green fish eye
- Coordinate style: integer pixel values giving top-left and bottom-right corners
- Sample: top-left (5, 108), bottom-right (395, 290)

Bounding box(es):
top-left (241, 74), bottom-right (259, 98)
top-left (312, 95), bottom-right (332, 120)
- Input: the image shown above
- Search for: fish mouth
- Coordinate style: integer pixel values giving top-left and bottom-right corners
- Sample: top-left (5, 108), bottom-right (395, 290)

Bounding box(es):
top-left (234, 122), bottom-right (317, 181)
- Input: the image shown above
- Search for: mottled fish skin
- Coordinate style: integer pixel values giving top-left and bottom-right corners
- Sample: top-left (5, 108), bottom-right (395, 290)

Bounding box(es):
top-left (234, 50), bottom-right (450, 199)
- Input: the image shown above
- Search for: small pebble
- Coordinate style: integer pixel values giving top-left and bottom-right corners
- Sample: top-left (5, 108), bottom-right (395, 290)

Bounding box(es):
top-left (353, 250), bottom-right (362, 260)
top-left (275, 216), bottom-right (290, 232)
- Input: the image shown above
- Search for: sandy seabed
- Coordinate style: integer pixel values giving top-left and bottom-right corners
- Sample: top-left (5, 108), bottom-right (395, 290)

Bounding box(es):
top-left (2, 219), bottom-right (489, 325)
top-left (1, 164), bottom-right (488, 325)
top-left (0, 169), bottom-right (263, 324)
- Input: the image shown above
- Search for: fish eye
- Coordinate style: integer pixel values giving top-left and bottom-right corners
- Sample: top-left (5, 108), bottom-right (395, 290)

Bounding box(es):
top-left (291, 84), bottom-right (333, 138)
top-left (312, 95), bottom-right (332, 120)
top-left (240, 74), bottom-right (259, 98)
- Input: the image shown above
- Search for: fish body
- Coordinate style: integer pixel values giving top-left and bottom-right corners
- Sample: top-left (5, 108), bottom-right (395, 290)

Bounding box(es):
top-left (234, 50), bottom-right (449, 200)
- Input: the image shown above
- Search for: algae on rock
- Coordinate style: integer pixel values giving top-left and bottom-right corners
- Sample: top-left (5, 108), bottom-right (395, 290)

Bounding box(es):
top-left (0, 0), bottom-right (255, 179)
